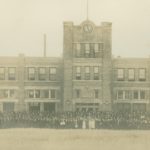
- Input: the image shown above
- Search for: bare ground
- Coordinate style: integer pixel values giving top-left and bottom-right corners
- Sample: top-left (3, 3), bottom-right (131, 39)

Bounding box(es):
top-left (0, 129), bottom-right (150, 150)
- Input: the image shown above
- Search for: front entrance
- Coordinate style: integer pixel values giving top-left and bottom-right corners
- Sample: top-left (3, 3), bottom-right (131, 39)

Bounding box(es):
top-left (3, 102), bottom-right (14, 112)
top-left (44, 103), bottom-right (55, 113)
top-left (29, 103), bottom-right (40, 113)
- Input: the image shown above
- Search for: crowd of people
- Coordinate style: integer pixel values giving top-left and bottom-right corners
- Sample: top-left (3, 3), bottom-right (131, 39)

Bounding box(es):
top-left (0, 110), bottom-right (150, 129)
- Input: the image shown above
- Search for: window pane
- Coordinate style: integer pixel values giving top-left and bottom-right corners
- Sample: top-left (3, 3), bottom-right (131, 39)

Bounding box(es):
top-left (75, 89), bottom-right (80, 98)
top-left (94, 67), bottom-right (99, 73)
top-left (28, 68), bottom-right (35, 80)
top-left (50, 68), bottom-right (56, 74)
top-left (94, 44), bottom-right (99, 52)
top-left (0, 67), bottom-right (5, 80)
top-left (76, 43), bottom-right (81, 50)
top-left (8, 68), bottom-right (16, 80)
top-left (117, 90), bottom-right (123, 99)
top-left (85, 67), bottom-right (90, 73)
top-left (85, 43), bottom-right (90, 50)
top-left (75, 67), bottom-right (81, 80)
top-left (28, 90), bottom-right (34, 98)
top-left (94, 89), bottom-right (99, 99)
top-left (139, 69), bottom-right (146, 81)
top-left (35, 90), bottom-right (40, 98)
top-left (76, 67), bottom-right (81, 73)
top-left (39, 68), bottom-right (46, 80)
top-left (39, 68), bottom-right (46, 74)
top-left (117, 69), bottom-right (124, 80)
top-left (10, 90), bottom-right (16, 98)
top-left (125, 91), bottom-right (130, 99)
top-left (133, 91), bottom-right (138, 99)
top-left (140, 91), bottom-right (145, 100)
top-left (128, 69), bottom-right (134, 80)
top-left (41, 90), bottom-right (49, 98)
top-left (51, 90), bottom-right (56, 99)
top-left (49, 68), bottom-right (56, 80)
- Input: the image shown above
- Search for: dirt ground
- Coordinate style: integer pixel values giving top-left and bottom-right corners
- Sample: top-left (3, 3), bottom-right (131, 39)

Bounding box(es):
top-left (0, 129), bottom-right (150, 150)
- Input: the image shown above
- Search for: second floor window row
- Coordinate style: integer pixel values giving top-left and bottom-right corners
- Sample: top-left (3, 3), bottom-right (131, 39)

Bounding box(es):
top-left (0, 67), bottom-right (16, 80)
top-left (117, 68), bottom-right (146, 81)
top-left (28, 67), bottom-right (57, 81)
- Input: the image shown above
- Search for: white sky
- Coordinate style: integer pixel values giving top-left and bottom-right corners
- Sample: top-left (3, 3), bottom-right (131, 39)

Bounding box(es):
top-left (0, 0), bottom-right (150, 57)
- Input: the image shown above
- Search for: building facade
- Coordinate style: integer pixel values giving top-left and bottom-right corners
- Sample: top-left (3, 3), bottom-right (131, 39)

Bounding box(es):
top-left (0, 20), bottom-right (150, 113)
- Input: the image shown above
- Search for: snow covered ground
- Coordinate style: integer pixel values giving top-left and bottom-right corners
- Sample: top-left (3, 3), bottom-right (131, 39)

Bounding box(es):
top-left (0, 129), bottom-right (149, 150)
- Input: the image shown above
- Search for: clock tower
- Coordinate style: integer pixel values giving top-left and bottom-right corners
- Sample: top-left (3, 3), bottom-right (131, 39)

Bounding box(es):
top-left (63, 20), bottom-right (112, 112)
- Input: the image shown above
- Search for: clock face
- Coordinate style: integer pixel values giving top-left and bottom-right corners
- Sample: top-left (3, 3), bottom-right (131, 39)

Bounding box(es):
top-left (83, 24), bottom-right (93, 33)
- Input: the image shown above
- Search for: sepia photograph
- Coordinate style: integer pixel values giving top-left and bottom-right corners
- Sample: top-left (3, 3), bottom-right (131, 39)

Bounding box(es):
top-left (0, 0), bottom-right (150, 149)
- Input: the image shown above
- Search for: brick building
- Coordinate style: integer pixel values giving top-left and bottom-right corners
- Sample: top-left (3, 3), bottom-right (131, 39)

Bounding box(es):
top-left (0, 19), bottom-right (149, 112)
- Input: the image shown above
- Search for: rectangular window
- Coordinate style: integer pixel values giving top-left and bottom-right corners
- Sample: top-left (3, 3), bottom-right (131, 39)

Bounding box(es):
top-left (50, 89), bottom-right (56, 99)
top-left (133, 91), bottom-right (139, 99)
top-left (94, 44), bottom-right (99, 58)
top-left (39, 67), bottom-right (46, 80)
top-left (85, 66), bottom-right (90, 80)
top-left (35, 90), bottom-right (40, 98)
top-left (0, 90), bottom-right (4, 99)
top-left (8, 67), bottom-right (16, 80)
top-left (128, 69), bottom-right (135, 81)
top-left (125, 91), bottom-right (130, 100)
top-left (41, 90), bottom-right (49, 98)
top-left (117, 90), bottom-right (124, 100)
top-left (0, 90), bottom-right (10, 98)
top-left (28, 67), bottom-right (35, 80)
top-left (75, 89), bottom-right (80, 98)
top-left (10, 90), bottom-right (16, 98)
top-left (139, 69), bottom-right (146, 81)
top-left (117, 69), bottom-right (124, 81)
top-left (85, 43), bottom-right (90, 57)
top-left (28, 90), bottom-right (34, 98)
top-left (94, 66), bottom-right (99, 80)
top-left (49, 67), bottom-right (56, 81)
top-left (94, 89), bottom-right (99, 99)
top-left (140, 91), bottom-right (145, 100)
top-left (76, 66), bottom-right (81, 80)
top-left (76, 43), bottom-right (81, 57)
top-left (0, 67), bottom-right (5, 80)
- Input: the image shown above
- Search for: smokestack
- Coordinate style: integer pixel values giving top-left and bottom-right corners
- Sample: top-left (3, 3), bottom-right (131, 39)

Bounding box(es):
top-left (43, 34), bottom-right (46, 57)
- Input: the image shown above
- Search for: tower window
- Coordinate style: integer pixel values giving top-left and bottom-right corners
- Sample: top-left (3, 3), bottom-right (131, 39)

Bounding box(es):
top-left (94, 66), bottom-right (99, 80)
top-left (75, 67), bottom-right (81, 80)
top-left (85, 43), bottom-right (90, 57)
top-left (94, 44), bottom-right (99, 58)
top-left (85, 66), bottom-right (90, 80)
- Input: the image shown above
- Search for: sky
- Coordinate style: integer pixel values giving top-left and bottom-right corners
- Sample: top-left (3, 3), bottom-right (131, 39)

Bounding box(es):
top-left (0, 0), bottom-right (150, 57)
